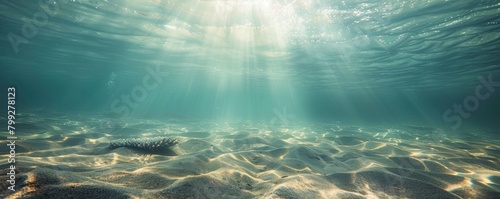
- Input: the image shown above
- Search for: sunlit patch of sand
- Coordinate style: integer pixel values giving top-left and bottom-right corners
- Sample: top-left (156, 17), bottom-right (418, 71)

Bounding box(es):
top-left (1, 114), bottom-right (499, 198)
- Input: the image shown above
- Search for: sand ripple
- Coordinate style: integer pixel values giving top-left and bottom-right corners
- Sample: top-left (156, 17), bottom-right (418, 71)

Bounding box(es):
top-left (1, 117), bottom-right (499, 198)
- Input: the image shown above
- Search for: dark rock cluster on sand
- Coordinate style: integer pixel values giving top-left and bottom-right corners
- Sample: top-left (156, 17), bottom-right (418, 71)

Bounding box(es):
top-left (109, 137), bottom-right (178, 151)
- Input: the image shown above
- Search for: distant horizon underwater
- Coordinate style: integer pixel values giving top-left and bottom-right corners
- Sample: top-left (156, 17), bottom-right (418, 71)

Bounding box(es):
top-left (0, 0), bottom-right (500, 198)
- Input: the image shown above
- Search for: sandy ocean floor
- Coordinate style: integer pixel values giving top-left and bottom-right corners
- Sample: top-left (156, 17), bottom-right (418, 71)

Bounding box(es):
top-left (1, 112), bottom-right (499, 199)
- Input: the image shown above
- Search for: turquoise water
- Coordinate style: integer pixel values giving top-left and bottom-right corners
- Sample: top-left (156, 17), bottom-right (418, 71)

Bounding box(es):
top-left (1, 0), bottom-right (499, 129)
top-left (1, 1), bottom-right (500, 198)
top-left (1, 0), bottom-right (500, 129)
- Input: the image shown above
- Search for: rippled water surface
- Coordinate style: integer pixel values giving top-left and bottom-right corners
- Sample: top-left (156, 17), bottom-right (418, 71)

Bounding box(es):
top-left (0, 1), bottom-right (500, 198)
top-left (2, 0), bottom-right (500, 88)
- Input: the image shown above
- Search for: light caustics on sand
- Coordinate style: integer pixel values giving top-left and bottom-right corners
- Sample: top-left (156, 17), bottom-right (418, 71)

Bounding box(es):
top-left (1, 0), bottom-right (500, 198)
top-left (4, 114), bottom-right (500, 198)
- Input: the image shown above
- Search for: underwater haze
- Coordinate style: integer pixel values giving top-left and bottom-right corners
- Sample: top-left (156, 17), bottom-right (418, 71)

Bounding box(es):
top-left (1, 0), bottom-right (500, 198)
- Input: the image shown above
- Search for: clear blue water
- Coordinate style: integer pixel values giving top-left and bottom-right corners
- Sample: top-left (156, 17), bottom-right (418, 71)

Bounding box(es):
top-left (0, 1), bottom-right (500, 198)
top-left (1, 0), bottom-right (499, 130)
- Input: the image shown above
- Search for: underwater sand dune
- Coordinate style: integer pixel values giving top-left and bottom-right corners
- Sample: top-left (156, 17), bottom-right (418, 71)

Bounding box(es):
top-left (1, 115), bottom-right (499, 199)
